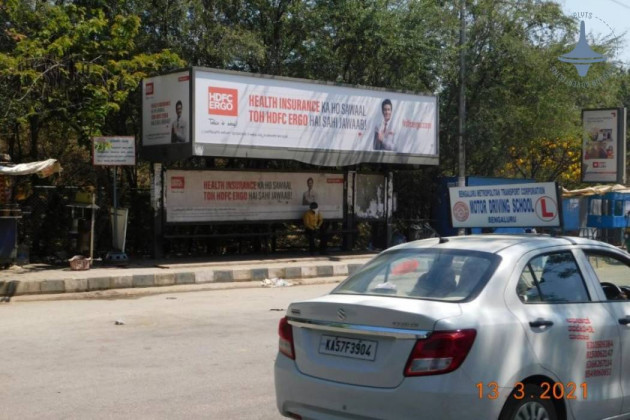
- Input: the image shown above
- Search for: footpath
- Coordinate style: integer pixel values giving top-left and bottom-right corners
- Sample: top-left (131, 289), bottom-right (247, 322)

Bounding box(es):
top-left (0, 251), bottom-right (376, 302)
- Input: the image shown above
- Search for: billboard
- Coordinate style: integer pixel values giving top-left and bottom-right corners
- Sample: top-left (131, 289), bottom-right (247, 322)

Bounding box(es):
top-left (142, 71), bottom-right (191, 146)
top-left (142, 68), bottom-right (439, 167)
top-left (92, 136), bottom-right (136, 166)
top-left (164, 170), bottom-right (344, 222)
top-left (449, 182), bottom-right (561, 229)
top-left (582, 108), bottom-right (627, 184)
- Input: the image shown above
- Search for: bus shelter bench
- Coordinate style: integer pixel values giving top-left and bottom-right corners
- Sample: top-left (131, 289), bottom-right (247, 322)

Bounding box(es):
top-left (162, 231), bottom-right (275, 254)
top-left (162, 227), bottom-right (358, 254)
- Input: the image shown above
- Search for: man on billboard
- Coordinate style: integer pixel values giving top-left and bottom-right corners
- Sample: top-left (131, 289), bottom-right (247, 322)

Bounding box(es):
top-left (373, 99), bottom-right (395, 151)
top-left (171, 100), bottom-right (187, 143)
top-left (302, 177), bottom-right (317, 205)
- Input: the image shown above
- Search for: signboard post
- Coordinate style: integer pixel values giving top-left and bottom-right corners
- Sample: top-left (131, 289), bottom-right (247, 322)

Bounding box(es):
top-left (92, 136), bottom-right (136, 262)
top-left (448, 182), bottom-right (561, 230)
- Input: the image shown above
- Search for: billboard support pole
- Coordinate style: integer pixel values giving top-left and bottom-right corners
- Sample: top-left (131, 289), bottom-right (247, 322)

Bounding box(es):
top-left (617, 107), bottom-right (627, 185)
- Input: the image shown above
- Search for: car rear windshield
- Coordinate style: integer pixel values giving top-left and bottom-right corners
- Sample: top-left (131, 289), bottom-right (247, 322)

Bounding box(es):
top-left (333, 249), bottom-right (499, 301)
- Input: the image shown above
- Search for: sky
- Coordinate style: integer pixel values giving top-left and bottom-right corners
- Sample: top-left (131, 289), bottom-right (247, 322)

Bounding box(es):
top-left (558, 0), bottom-right (630, 67)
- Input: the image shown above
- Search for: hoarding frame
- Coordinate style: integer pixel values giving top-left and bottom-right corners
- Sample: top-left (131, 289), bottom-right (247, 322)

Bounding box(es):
top-left (581, 107), bottom-right (627, 184)
top-left (141, 68), bottom-right (194, 161)
top-left (162, 168), bottom-right (346, 224)
top-left (141, 67), bottom-right (440, 167)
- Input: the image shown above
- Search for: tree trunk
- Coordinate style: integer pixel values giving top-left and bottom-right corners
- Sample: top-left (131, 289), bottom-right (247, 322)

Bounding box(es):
top-left (29, 114), bottom-right (39, 160)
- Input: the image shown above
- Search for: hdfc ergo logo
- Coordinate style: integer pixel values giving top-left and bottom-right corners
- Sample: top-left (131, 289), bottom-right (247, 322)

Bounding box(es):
top-left (208, 87), bottom-right (238, 116)
top-left (171, 176), bottom-right (185, 189)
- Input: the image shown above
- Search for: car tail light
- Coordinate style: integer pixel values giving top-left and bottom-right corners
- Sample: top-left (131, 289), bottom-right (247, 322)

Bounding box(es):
top-left (404, 329), bottom-right (476, 376)
top-left (278, 316), bottom-right (295, 360)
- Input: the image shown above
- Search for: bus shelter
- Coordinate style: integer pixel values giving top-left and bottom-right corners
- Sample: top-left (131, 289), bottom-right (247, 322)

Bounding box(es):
top-left (140, 67), bottom-right (440, 257)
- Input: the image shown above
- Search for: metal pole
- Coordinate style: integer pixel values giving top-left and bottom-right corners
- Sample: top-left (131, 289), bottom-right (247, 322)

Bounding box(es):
top-left (385, 171), bottom-right (394, 248)
top-left (113, 166), bottom-right (118, 251)
top-left (458, 0), bottom-right (467, 235)
top-left (89, 192), bottom-right (96, 261)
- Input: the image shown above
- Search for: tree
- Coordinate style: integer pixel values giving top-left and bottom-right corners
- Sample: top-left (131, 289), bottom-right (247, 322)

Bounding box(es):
top-left (438, 0), bottom-right (623, 189)
top-left (0, 0), bottom-right (183, 186)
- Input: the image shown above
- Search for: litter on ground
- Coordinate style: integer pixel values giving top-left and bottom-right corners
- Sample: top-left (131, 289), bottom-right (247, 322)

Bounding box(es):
top-left (261, 278), bottom-right (293, 287)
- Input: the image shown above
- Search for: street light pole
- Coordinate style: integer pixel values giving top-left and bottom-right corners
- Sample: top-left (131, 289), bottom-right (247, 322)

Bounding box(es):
top-left (458, 0), bottom-right (467, 235)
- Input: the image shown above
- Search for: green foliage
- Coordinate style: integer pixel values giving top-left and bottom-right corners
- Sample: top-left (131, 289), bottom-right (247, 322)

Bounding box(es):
top-left (0, 0), bottom-right (184, 184)
top-left (0, 0), bottom-right (628, 211)
top-left (437, 0), bottom-right (625, 190)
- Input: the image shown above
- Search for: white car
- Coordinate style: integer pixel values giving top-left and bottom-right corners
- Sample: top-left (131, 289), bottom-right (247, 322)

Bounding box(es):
top-left (274, 235), bottom-right (630, 420)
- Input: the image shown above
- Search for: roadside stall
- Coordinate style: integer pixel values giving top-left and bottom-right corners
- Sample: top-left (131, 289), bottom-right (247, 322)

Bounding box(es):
top-left (0, 157), bottom-right (62, 266)
top-left (562, 184), bottom-right (630, 247)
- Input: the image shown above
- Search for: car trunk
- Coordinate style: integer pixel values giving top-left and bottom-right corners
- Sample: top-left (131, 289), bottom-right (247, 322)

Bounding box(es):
top-left (287, 294), bottom-right (462, 388)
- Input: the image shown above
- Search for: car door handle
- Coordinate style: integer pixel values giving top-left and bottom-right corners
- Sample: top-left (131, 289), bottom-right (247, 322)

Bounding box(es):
top-left (619, 317), bottom-right (630, 326)
top-left (529, 319), bottom-right (554, 328)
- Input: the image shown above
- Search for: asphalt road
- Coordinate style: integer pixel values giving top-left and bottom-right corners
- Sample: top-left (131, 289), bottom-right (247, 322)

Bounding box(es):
top-left (0, 283), bottom-right (336, 420)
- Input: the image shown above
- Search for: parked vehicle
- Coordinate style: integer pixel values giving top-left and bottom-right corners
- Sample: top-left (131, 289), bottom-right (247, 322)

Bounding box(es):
top-left (275, 234), bottom-right (630, 420)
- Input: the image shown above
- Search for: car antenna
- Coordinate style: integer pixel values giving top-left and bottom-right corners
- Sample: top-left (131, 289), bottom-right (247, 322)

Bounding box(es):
top-left (438, 236), bottom-right (449, 244)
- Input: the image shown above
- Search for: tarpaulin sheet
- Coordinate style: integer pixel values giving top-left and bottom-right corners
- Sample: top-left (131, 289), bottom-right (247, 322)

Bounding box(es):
top-left (562, 184), bottom-right (630, 197)
top-left (0, 159), bottom-right (62, 177)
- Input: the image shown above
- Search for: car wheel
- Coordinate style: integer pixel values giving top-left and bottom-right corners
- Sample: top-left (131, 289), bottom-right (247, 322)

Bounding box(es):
top-left (499, 383), bottom-right (558, 420)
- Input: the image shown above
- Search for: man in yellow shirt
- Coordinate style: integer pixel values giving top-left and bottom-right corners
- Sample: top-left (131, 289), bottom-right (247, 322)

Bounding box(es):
top-left (303, 202), bottom-right (327, 255)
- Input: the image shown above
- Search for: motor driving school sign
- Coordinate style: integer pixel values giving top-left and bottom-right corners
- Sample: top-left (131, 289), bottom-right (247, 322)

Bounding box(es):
top-left (449, 182), bottom-right (561, 229)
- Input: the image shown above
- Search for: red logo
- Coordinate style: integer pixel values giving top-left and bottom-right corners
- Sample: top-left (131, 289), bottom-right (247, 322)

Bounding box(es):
top-left (145, 82), bottom-right (154, 95)
top-left (208, 87), bottom-right (238, 116)
top-left (535, 196), bottom-right (557, 222)
top-left (171, 176), bottom-right (185, 189)
top-left (453, 201), bottom-right (470, 222)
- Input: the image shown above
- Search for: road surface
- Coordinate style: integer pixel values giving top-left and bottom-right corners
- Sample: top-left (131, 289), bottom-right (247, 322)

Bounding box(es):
top-left (0, 283), bottom-right (335, 419)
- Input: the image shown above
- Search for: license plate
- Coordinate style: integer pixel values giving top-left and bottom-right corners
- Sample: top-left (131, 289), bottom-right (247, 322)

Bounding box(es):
top-left (318, 335), bottom-right (377, 361)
